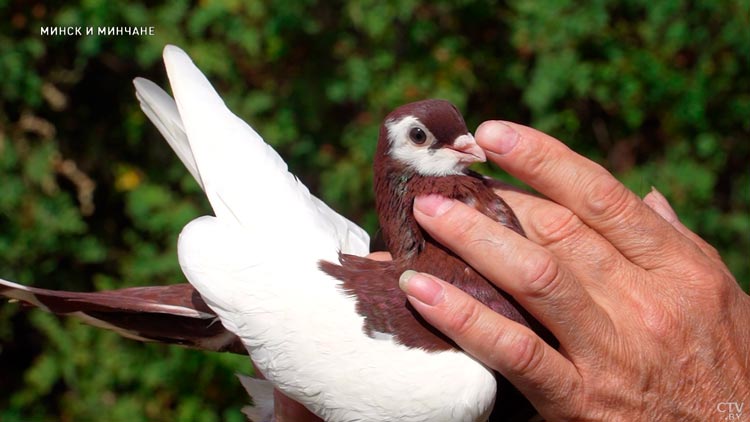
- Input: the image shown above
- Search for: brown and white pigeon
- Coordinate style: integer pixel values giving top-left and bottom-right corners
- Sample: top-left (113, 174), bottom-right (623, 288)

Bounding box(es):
top-left (1, 45), bottom-right (544, 421)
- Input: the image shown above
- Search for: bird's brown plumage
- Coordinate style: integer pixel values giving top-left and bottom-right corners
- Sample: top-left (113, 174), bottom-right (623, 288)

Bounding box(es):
top-left (0, 280), bottom-right (245, 353)
top-left (322, 99), bottom-right (546, 352)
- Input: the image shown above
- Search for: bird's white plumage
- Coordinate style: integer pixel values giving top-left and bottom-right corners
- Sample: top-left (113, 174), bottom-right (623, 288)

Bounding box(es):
top-left (386, 116), bottom-right (474, 177)
top-left (178, 216), bottom-right (495, 421)
top-left (135, 45), bottom-right (497, 421)
top-left (134, 77), bottom-right (204, 188)
top-left (133, 53), bottom-right (368, 255)
top-left (238, 375), bottom-right (275, 422)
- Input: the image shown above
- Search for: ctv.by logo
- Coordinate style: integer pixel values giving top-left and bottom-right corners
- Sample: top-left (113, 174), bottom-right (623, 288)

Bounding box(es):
top-left (717, 401), bottom-right (744, 421)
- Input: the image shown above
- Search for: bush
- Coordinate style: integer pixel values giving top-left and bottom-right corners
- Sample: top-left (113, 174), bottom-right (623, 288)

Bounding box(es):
top-left (1, 1), bottom-right (747, 420)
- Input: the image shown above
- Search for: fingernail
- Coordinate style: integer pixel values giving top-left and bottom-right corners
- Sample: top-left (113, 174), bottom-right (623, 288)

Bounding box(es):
top-left (477, 121), bottom-right (519, 155)
top-left (399, 270), bottom-right (444, 306)
top-left (414, 194), bottom-right (454, 217)
top-left (644, 186), bottom-right (679, 223)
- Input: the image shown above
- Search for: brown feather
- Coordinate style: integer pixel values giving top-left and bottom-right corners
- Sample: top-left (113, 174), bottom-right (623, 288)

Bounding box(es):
top-left (0, 279), bottom-right (245, 354)
top-left (323, 99), bottom-right (550, 352)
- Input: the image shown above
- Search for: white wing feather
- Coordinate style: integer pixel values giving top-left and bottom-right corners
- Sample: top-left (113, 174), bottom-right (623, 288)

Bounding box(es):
top-left (162, 45), bottom-right (362, 253)
top-left (238, 375), bottom-right (275, 422)
top-left (134, 77), bottom-right (204, 188)
top-left (133, 48), bottom-right (368, 255)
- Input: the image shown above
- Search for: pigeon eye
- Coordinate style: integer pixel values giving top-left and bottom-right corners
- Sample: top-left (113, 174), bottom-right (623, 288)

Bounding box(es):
top-left (409, 127), bottom-right (427, 144)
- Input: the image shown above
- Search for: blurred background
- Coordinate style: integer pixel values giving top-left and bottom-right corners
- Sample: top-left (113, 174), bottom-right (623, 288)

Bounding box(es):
top-left (0, 1), bottom-right (748, 421)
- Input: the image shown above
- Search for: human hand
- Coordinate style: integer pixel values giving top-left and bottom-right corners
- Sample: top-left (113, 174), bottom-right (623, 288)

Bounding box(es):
top-left (400, 121), bottom-right (750, 420)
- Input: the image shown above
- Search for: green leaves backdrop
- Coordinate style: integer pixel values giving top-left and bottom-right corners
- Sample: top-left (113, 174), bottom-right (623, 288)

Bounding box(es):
top-left (1, 0), bottom-right (748, 420)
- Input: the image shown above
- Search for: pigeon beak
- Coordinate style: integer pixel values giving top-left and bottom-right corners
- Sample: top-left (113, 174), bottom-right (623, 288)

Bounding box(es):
top-left (449, 134), bottom-right (486, 164)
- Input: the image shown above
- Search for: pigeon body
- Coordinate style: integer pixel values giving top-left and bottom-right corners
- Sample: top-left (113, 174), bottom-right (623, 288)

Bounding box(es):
top-left (0, 46), bottom-right (543, 421)
top-left (321, 100), bottom-right (537, 354)
top-left (163, 45), bottom-right (497, 422)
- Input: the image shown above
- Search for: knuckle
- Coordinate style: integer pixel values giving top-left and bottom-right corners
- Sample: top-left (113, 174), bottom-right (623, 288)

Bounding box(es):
top-left (446, 206), bottom-right (487, 246)
top-left (503, 330), bottom-right (545, 376)
top-left (709, 273), bottom-right (735, 298)
top-left (684, 262), bottom-right (736, 307)
top-left (582, 173), bottom-right (635, 221)
top-left (519, 251), bottom-right (563, 299)
top-left (686, 235), bottom-right (723, 263)
top-left (445, 299), bottom-right (483, 337)
top-left (636, 298), bottom-right (681, 340)
top-left (682, 260), bottom-right (730, 290)
top-left (520, 136), bottom-right (556, 177)
top-left (531, 206), bottom-right (585, 247)
top-left (703, 243), bottom-right (723, 262)
top-left (590, 248), bottom-right (621, 277)
top-left (448, 208), bottom-right (506, 256)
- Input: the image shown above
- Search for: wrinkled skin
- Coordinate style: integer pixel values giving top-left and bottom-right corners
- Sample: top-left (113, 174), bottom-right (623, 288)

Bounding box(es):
top-left (272, 121), bottom-right (750, 421)
top-left (401, 121), bottom-right (750, 421)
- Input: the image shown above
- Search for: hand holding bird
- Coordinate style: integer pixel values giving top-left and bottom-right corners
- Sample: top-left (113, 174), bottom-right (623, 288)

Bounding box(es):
top-left (399, 121), bottom-right (750, 421)
top-left (3, 44), bottom-right (746, 422)
top-left (1, 45), bottom-right (543, 421)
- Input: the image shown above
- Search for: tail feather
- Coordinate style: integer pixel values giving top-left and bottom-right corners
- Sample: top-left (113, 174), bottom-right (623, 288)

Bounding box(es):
top-left (133, 76), bottom-right (204, 189)
top-left (238, 375), bottom-right (275, 422)
top-left (0, 278), bottom-right (245, 354)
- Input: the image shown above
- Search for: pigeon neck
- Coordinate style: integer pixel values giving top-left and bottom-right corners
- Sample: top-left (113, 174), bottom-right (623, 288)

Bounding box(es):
top-left (374, 165), bottom-right (425, 260)
top-left (373, 161), bottom-right (483, 258)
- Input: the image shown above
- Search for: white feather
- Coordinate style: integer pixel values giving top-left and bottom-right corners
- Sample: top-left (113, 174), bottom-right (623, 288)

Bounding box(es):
top-left (133, 51), bottom-right (368, 255)
top-left (137, 45), bottom-right (496, 421)
top-left (0, 277), bottom-right (51, 311)
top-left (134, 77), bottom-right (204, 188)
top-left (238, 375), bottom-right (275, 422)
top-left (386, 116), bottom-right (468, 177)
top-left (178, 216), bottom-right (496, 422)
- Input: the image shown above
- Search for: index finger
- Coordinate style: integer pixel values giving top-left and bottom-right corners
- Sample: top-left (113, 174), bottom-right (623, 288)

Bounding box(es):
top-left (475, 121), bottom-right (699, 270)
top-left (399, 270), bottom-right (580, 413)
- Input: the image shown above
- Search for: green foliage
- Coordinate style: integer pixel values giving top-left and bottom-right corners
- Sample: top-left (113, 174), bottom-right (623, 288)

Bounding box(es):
top-left (0, 0), bottom-right (747, 420)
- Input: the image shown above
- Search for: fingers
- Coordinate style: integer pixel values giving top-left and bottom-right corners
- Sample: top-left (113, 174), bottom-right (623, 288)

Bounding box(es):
top-left (642, 187), bottom-right (724, 264)
top-left (366, 251), bottom-right (392, 261)
top-left (488, 186), bottom-right (628, 294)
top-left (413, 194), bottom-right (613, 346)
top-left (398, 270), bottom-right (580, 413)
top-left (475, 121), bottom-right (700, 270)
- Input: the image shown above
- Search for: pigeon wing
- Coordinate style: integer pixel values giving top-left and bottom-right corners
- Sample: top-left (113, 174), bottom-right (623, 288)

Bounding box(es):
top-left (136, 45), bottom-right (369, 256)
top-left (0, 277), bottom-right (244, 353)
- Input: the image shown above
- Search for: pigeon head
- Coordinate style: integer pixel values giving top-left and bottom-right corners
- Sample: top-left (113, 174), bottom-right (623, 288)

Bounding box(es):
top-left (373, 99), bottom-right (493, 259)
top-left (375, 99), bottom-right (486, 177)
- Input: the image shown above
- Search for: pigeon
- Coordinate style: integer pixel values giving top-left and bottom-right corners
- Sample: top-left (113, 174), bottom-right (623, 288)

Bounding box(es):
top-left (1, 45), bottom-right (544, 421)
